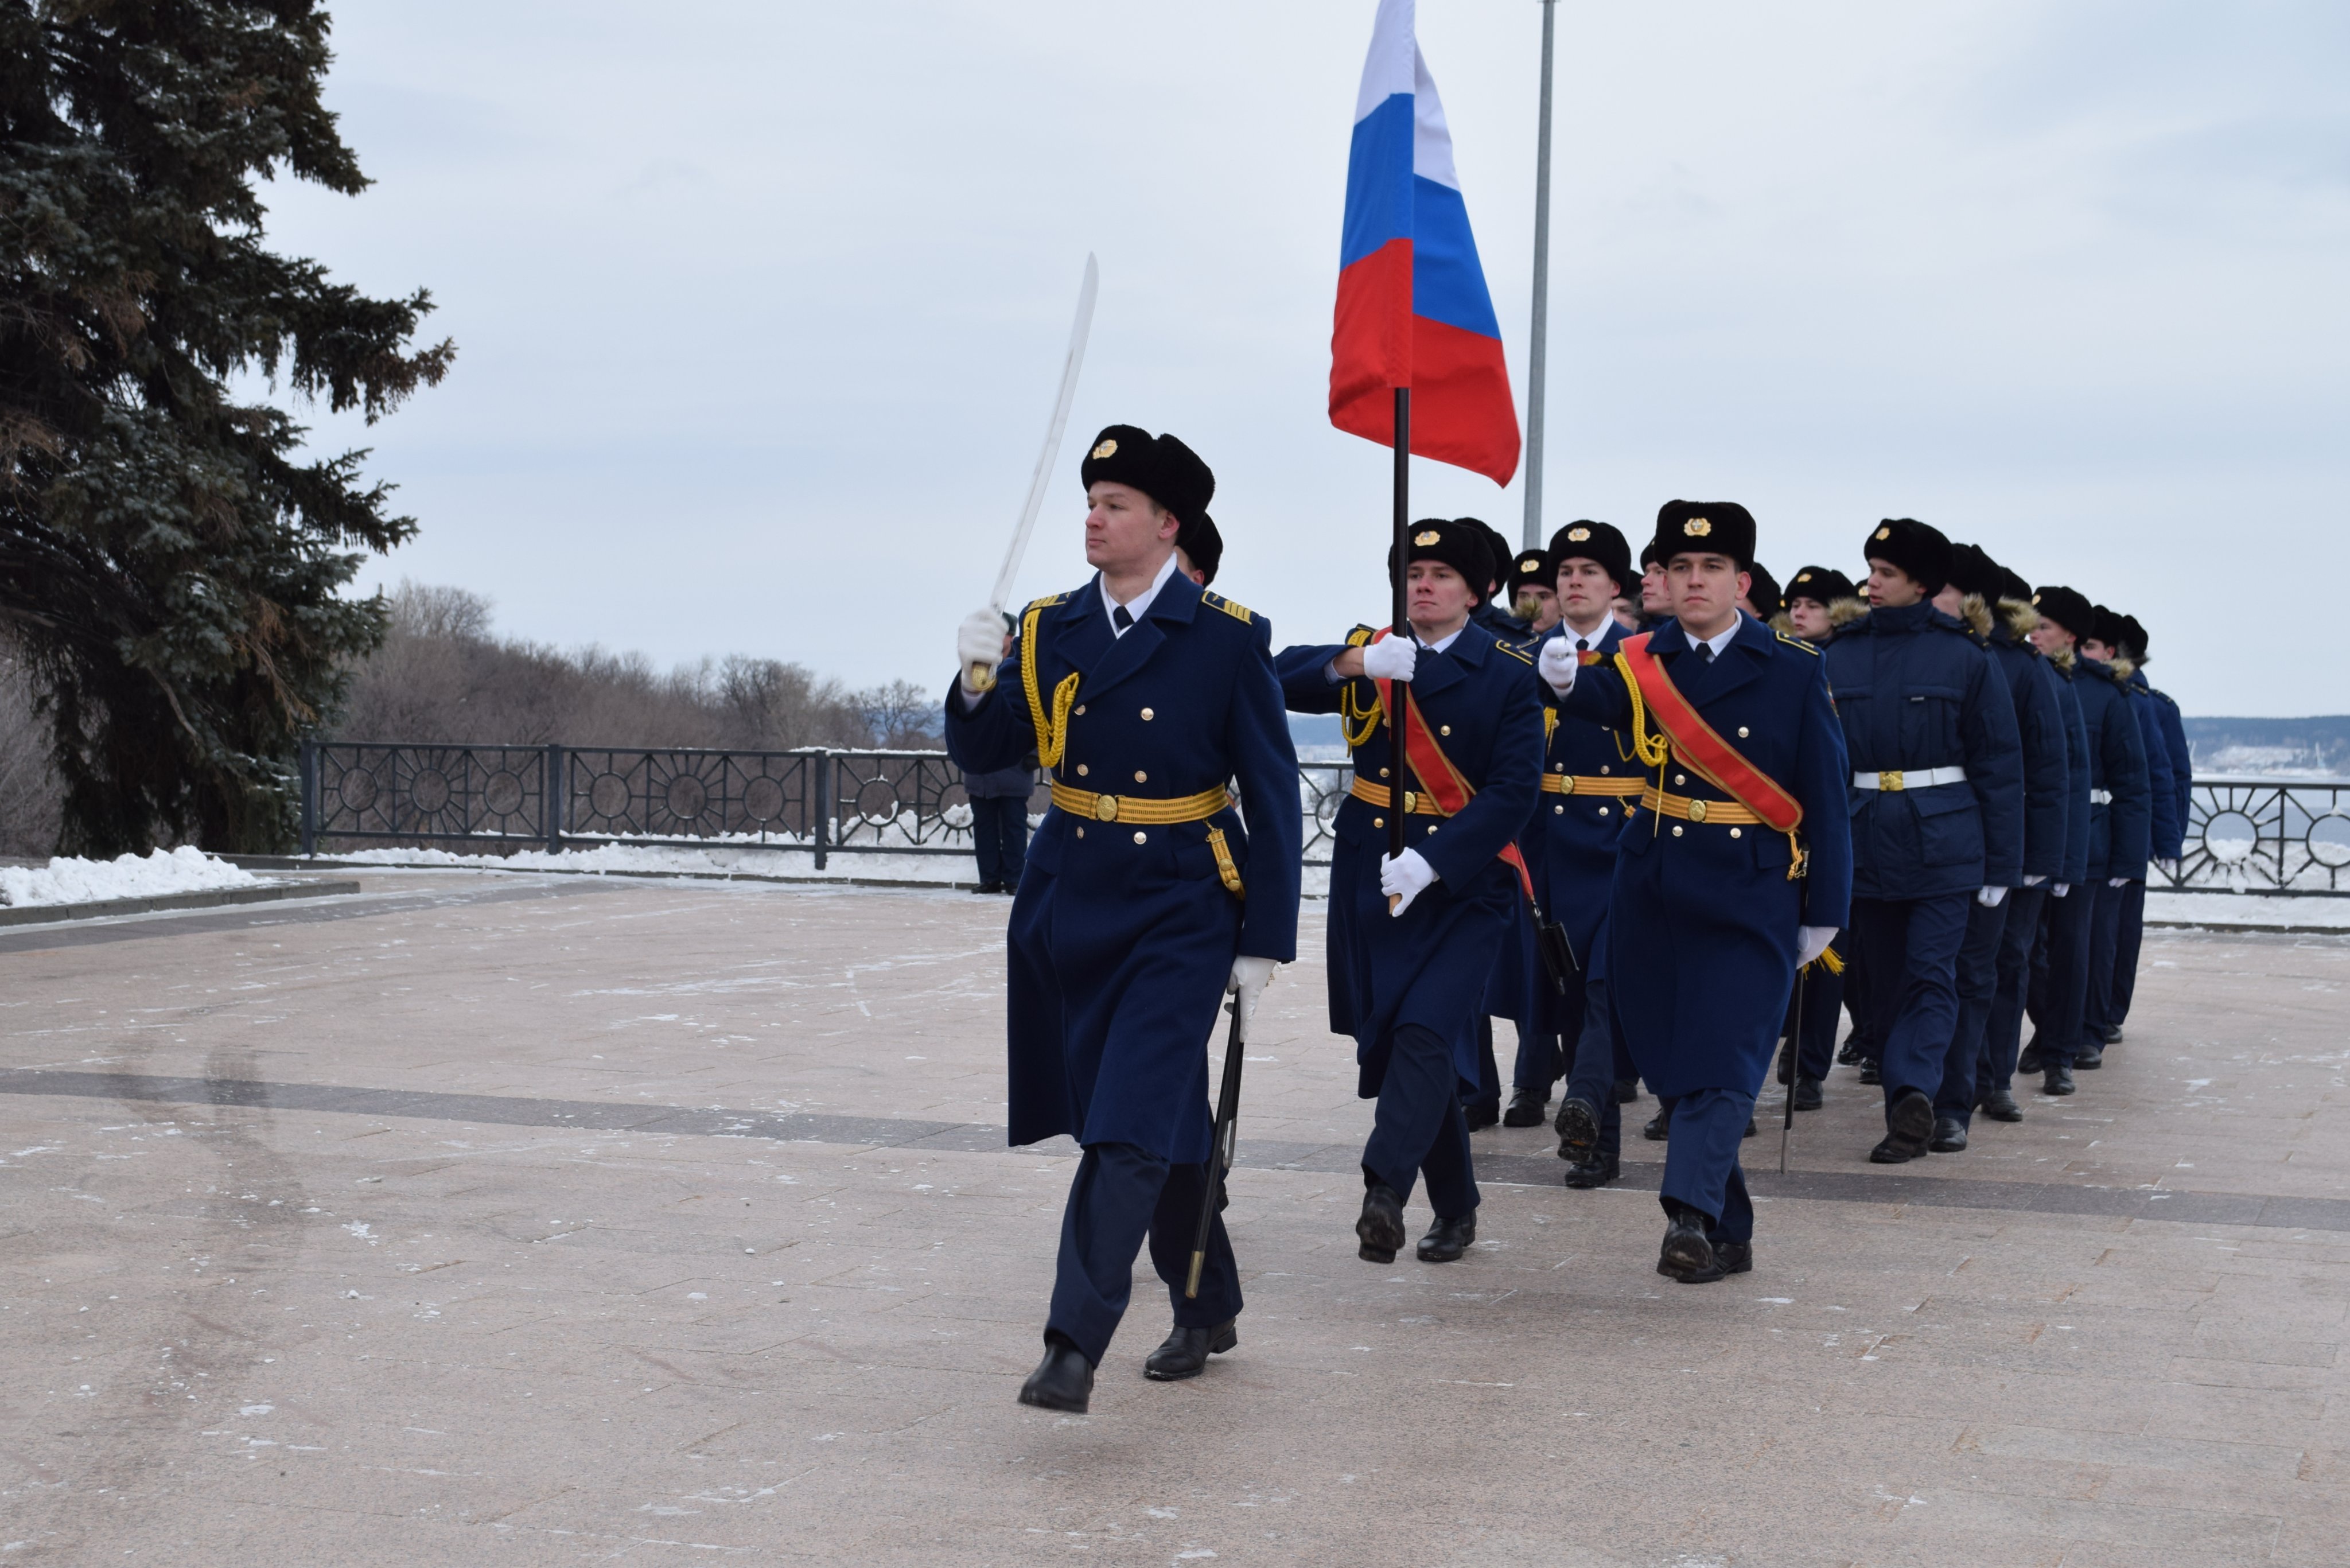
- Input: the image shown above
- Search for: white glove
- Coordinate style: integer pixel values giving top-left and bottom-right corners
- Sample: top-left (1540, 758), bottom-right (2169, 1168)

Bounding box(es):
top-left (1361, 637), bottom-right (1417, 683)
top-left (1797, 926), bottom-right (1836, 968)
top-left (1538, 636), bottom-right (1579, 697)
top-left (2024, 874), bottom-right (2048, 886)
top-left (1379, 848), bottom-right (1437, 916)
top-left (2153, 858), bottom-right (2178, 877)
top-left (956, 608), bottom-right (1009, 695)
top-left (2053, 883), bottom-right (2071, 898)
top-left (2108, 876), bottom-right (2128, 888)
top-left (1977, 885), bottom-right (2009, 908)
top-left (1227, 956), bottom-right (1277, 1033)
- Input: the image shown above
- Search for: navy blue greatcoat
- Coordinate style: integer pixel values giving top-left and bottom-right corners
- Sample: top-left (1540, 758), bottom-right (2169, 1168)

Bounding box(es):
top-left (2048, 666), bottom-right (2094, 886)
top-left (1275, 627), bottom-right (1546, 1096)
top-left (2071, 657), bottom-right (2153, 881)
top-left (2132, 670), bottom-right (2193, 837)
top-left (1983, 616), bottom-right (2072, 883)
top-left (1557, 614), bottom-right (1853, 1099)
top-left (2127, 682), bottom-right (2183, 862)
top-left (1822, 602), bottom-right (2026, 899)
top-left (944, 573), bottom-right (1301, 1165)
top-left (1527, 617), bottom-right (1632, 1027)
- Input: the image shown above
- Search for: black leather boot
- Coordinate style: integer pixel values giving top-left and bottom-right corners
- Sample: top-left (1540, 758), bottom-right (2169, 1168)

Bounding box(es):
top-left (1554, 1096), bottom-right (1601, 1160)
top-left (1869, 1089), bottom-right (1935, 1164)
top-left (1356, 1181), bottom-right (1406, 1263)
top-left (1018, 1333), bottom-right (1095, 1413)
top-left (1416, 1212), bottom-right (1476, 1263)
top-left (1143, 1320), bottom-right (1238, 1382)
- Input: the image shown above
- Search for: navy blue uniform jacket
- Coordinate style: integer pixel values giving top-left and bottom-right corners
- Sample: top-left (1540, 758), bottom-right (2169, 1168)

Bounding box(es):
top-left (2127, 682), bottom-right (2183, 862)
top-left (944, 573), bottom-right (1301, 1164)
top-left (1557, 614), bottom-right (1853, 1098)
top-left (1823, 603), bottom-right (2025, 899)
top-left (2071, 657), bottom-right (2153, 881)
top-left (1275, 626), bottom-right (1544, 1098)
top-left (1984, 615), bottom-right (2071, 882)
top-left (2048, 666), bottom-right (2094, 886)
top-left (1527, 617), bottom-right (1633, 1026)
top-left (2132, 670), bottom-right (2193, 844)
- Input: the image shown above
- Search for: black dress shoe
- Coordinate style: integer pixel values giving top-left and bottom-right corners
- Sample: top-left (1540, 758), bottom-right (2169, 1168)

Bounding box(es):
top-left (1554, 1096), bottom-right (1601, 1160)
top-left (1793, 1077), bottom-right (1824, 1112)
top-left (1776, 1046), bottom-right (1796, 1086)
top-left (2072, 1041), bottom-right (2104, 1069)
top-left (1658, 1210), bottom-right (1721, 1283)
top-left (1857, 1059), bottom-right (1882, 1085)
top-left (1143, 1320), bottom-right (1237, 1381)
top-left (2102, 1024), bottom-right (2124, 1045)
top-left (1463, 1100), bottom-right (1500, 1132)
top-left (1018, 1334), bottom-right (1095, 1413)
top-left (1417, 1212), bottom-right (1476, 1263)
top-left (1713, 1240), bottom-right (1753, 1275)
top-left (1869, 1089), bottom-right (1935, 1164)
top-left (1562, 1153), bottom-right (1620, 1189)
top-left (1356, 1182), bottom-right (1407, 1263)
top-left (2041, 1063), bottom-right (2075, 1096)
top-left (1641, 1106), bottom-right (1671, 1141)
top-left (1929, 1115), bottom-right (1968, 1153)
top-left (1837, 1037), bottom-right (1865, 1067)
top-left (2017, 1040), bottom-right (2044, 1075)
top-left (1503, 1087), bottom-right (1548, 1128)
top-left (1742, 1118), bottom-right (1757, 1138)
top-left (1612, 1077), bottom-right (1640, 1104)
top-left (1977, 1088), bottom-right (2022, 1122)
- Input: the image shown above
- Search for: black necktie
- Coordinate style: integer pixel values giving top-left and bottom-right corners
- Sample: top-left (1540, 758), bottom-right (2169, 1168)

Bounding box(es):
top-left (1112, 605), bottom-right (1134, 633)
top-left (1576, 637), bottom-right (1589, 653)
top-left (1696, 643), bottom-right (1715, 664)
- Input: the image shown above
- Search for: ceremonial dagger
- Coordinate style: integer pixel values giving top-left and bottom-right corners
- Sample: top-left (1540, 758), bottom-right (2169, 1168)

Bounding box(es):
top-left (1186, 994), bottom-right (1247, 1299)
top-left (966, 252), bottom-right (1100, 694)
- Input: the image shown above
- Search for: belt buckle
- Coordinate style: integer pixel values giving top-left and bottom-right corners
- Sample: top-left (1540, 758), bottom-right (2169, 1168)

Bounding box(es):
top-left (1094, 793), bottom-right (1120, 822)
top-left (1687, 798), bottom-right (1709, 823)
top-left (1879, 769), bottom-right (1906, 792)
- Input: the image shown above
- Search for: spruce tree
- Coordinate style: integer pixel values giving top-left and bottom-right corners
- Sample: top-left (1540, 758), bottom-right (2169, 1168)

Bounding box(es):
top-left (0, 1), bottom-right (452, 854)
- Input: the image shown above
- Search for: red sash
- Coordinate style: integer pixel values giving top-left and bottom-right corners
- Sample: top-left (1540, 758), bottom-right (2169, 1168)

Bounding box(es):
top-left (1367, 629), bottom-right (1538, 902)
top-left (1615, 632), bottom-right (1804, 834)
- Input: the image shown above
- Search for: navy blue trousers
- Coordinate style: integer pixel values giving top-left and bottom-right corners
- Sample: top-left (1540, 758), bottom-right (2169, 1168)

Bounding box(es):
top-left (1658, 1089), bottom-right (1755, 1244)
top-left (1980, 884), bottom-right (2049, 1100)
top-left (1046, 1141), bottom-right (1241, 1367)
top-left (971, 795), bottom-right (1029, 888)
top-left (1511, 1016), bottom-right (1561, 1094)
top-left (2027, 885), bottom-right (2095, 1066)
top-left (2108, 879), bottom-right (2149, 1029)
top-left (1365, 1024), bottom-right (1480, 1220)
top-left (1563, 975), bottom-right (1637, 1162)
top-left (1936, 895), bottom-right (2010, 1124)
top-left (1844, 919), bottom-right (1888, 1064)
top-left (1850, 893), bottom-right (1972, 1111)
top-left (1470, 1017), bottom-right (1501, 1115)
top-left (2083, 879), bottom-right (2131, 1042)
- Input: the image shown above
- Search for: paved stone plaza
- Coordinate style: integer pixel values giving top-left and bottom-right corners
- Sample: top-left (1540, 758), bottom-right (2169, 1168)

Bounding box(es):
top-left (2, 871), bottom-right (2346, 1565)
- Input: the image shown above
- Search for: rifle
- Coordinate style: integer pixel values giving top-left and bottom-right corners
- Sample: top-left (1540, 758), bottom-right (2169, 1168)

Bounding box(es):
top-left (1185, 996), bottom-right (1247, 1298)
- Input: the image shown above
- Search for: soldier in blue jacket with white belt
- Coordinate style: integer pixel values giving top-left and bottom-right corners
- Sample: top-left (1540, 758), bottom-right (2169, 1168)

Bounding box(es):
top-left (1543, 501), bottom-right (1851, 1283)
top-left (2108, 613), bottom-right (2192, 1040)
top-left (945, 425), bottom-right (1301, 1414)
top-left (1274, 519), bottom-right (1544, 1270)
top-left (1824, 519), bottom-right (2024, 1163)
top-left (2084, 606), bottom-right (2178, 1057)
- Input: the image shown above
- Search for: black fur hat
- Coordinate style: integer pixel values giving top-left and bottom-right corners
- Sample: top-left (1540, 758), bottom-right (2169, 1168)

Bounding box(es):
top-left (2032, 585), bottom-right (2096, 640)
top-left (1862, 518), bottom-right (1953, 597)
top-left (1547, 520), bottom-right (1632, 598)
top-left (1388, 518), bottom-right (1495, 605)
top-left (1177, 512), bottom-right (1223, 585)
top-left (1652, 500), bottom-right (1757, 569)
top-left (1744, 562), bottom-right (1784, 620)
top-left (1785, 565), bottom-right (1856, 607)
top-left (1079, 425), bottom-right (1213, 524)
top-left (1947, 542), bottom-right (2005, 600)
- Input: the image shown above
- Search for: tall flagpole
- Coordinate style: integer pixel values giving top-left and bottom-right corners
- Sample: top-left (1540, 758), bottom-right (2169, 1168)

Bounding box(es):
top-left (1522, 0), bottom-right (1558, 549)
top-left (1389, 388), bottom-right (1412, 878)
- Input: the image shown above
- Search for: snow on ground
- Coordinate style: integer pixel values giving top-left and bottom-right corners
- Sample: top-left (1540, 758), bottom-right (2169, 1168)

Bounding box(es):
top-left (329, 841), bottom-right (975, 883)
top-left (0, 846), bottom-right (258, 908)
top-left (2146, 889), bottom-right (2350, 931)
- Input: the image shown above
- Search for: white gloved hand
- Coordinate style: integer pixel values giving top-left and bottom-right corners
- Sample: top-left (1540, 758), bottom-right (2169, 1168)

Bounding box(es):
top-left (1977, 885), bottom-right (2009, 908)
top-left (1537, 636), bottom-right (1580, 697)
top-left (1227, 955), bottom-right (1277, 1032)
top-left (1361, 637), bottom-right (1417, 683)
top-left (1797, 926), bottom-right (1837, 968)
top-left (2024, 874), bottom-right (2048, 886)
top-left (2153, 858), bottom-right (2179, 877)
top-left (1379, 847), bottom-right (1437, 916)
top-left (2053, 883), bottom-right (2071, 898)
top-left (956, 608), bottom-right (1009, 695)
top-left (2108, 876), bottom-right (2128, 888)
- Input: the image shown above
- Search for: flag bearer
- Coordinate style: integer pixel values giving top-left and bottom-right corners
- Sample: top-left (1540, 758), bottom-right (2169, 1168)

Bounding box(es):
top-left (1540, 501), bottom-right (1851, 1283)
top-left (946, 425), bottom-right (1301, 1414)
top-left (1275, 519), bottom-right (1544, 1268)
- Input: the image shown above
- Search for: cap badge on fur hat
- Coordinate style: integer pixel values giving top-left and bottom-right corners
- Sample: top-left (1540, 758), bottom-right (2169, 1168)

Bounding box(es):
top-left (1684, 518), bottom-right (1712, 537)
top-left (1519, 554), bottom-right (1543, 573)
top-left (1567, 526), bottom-right (1590, 542)
top-left (1795, 571), bottom-right (1813, 584)
top-left (1874, 526), bottom-right (1892, 541)
top-left (1415, 529), bottom-right (1441, 546)
top-left (1090, 438), bottom-right (1117, 459)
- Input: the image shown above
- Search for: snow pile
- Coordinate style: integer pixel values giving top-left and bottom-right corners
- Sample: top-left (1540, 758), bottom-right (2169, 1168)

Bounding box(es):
top-left (330, 841), bottom-right (976, 884)
top-left (0, 846), bottom-right (258, 908)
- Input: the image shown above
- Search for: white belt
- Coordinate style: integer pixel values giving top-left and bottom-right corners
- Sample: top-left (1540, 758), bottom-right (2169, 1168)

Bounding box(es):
top-left (1853, 767), bottom-right (1968, 791)
top-left (2090, 788), bottom-right (2113, 804)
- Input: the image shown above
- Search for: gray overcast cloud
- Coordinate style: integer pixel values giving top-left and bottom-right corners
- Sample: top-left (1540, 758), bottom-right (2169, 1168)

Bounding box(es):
top-left (262, 1), bottom-right (2350, 715)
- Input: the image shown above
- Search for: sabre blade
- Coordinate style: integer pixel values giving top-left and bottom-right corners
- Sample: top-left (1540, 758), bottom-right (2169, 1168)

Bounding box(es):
top-left (989, 253), bottom-right (1099, 614)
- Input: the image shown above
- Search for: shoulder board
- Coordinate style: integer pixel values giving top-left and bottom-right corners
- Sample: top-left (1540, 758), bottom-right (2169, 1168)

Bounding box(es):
top-left (1492, 636), bottom-right (1534, 666)
top-left (1201, 589), bottom-right (1252, 624)
top-left (1023, 592), bottom-right (1071, 613)
top-left (1345, 625), bottom-right (1375, 648)
top-left (1774, 631), bottom-right (1821, 656)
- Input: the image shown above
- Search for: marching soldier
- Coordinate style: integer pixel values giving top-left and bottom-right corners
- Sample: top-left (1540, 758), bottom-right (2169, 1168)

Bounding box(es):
top-left (1531, 521), bottom-right (1646, 1189)
top-left (1774, 564), bottom-right (1863, 1102)
top-left (1930, 544), bottom-right (2068, 1142)
top-left (1275, 520), bottom-right (1544, 1266)
top-left (1541, 501), bottom-right (1851, 1282)
top-left (1507, 546), bottom-right (1562, 637)
top-left (2083, 606), bottom-right (2178, 1057)
top-left (2106, 614), bottom-right (2192, 1039)
top-left (2019, 585), bottom-right (2149, 1093)
top-left (945, 425), bottom-right (1301, 1413)
top-left (1823, 519), bottom-right (2022, 1163)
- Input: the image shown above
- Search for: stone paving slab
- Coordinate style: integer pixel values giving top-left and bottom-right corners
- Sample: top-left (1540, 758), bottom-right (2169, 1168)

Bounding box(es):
top-left (1, 870), bottom-right (2346, 1565)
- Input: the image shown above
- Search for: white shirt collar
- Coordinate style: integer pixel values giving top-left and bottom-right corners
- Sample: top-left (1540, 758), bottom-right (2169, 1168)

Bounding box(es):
top-left (1100, 551), bottom-right (1181, 636)
top-left (1559, 616), bottom-right (1613, 652)
top-left (1688, 613), bottom-right (1744, 660)
top-left (1418, 623), bottom-right (1466, 655)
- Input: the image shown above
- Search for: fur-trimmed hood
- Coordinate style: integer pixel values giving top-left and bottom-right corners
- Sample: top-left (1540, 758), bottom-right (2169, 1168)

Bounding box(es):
top-left (1997, 597), bottom-right (2040, 643)
top-left (1956, 593), bottom-right (1994, 638)
top-left (1827, 596), bottom-right (1871, 630)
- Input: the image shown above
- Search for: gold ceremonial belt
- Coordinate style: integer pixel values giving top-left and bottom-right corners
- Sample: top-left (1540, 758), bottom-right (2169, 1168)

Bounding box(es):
top-left (1542, 773), bottom-right (1645, 797)
top-left (1638, 785), bottom-right (1765, 826)
top-left (1347, 777), bottom-right (1446, 815)
top-left (1048, 781), bottom-right (1231, 826)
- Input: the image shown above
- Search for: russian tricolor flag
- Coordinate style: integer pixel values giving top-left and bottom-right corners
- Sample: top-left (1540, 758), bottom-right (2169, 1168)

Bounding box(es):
top-left (1330, 0), bottom-right (1521, 487)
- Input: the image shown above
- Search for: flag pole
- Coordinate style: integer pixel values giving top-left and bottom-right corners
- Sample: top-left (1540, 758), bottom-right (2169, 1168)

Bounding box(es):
top-left (1522, 0), bottom-right (1558, 549)
top-left (1388, 387), bottom-right (1412, 877)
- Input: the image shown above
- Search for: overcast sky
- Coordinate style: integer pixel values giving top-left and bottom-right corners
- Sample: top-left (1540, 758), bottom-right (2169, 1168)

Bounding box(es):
top-left (260, 1), bottom-right (2350, 716)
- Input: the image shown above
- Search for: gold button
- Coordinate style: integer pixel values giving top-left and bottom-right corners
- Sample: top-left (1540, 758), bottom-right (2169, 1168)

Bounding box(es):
top-left (1373, 816), bottom-right (1384, 828)
top-left (1141, 707), bottom-right (1155, 721)
top-left (1440, 724), bottom-right (1452, 736)
top-left (1133, 830), bottom-right (1146, 845)
top-left (1737, 726), bottom-right (1750, 738)
top-left (1674, 773), bottom-right (1686, 786)
top-left (1554, 804), bottom-right (1564, 815)
top-left (1134, 770), bottom-right (1147, 784)
top-left (1076, 763), bottom-right (1089, 776)
top-left (1076, 826), bottom-right (1086, 838)
top-left (1380, 767), bottom-right (1390, 779)
top-left (1730, 827), bottom-right (1743, 839)
top-left (1600, 765), bottom-right (1610, 775)
top-left (1075, 705), bottom-right (1086, 716)
top-left (1672, 824), bottom-right (1684, 837)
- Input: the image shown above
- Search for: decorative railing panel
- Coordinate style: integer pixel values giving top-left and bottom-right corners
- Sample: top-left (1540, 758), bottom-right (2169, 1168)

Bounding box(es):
top-left (299, 745), bottom-right (2348, 894)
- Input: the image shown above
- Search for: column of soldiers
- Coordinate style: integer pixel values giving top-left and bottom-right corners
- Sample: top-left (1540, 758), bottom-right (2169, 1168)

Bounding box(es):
top-left (947, 422), bottom-right (2186, 1415)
